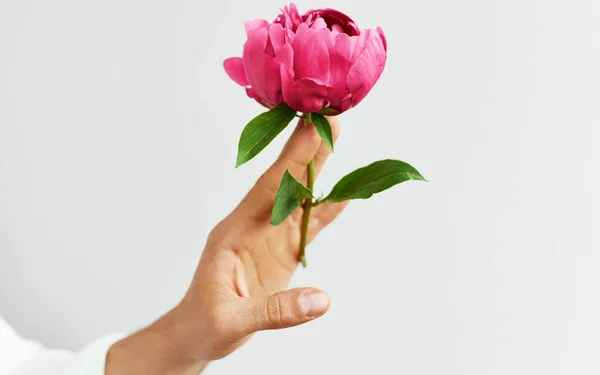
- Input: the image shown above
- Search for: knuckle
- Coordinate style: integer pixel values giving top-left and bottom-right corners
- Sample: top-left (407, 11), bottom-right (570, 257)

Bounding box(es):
top-left (266, 295), bottom-right (284, 326)
top-left (256, 170), bottom-right (281, 198)
top-left (265, 294), bottom-right (291, 327)
top-left (264, 182), bottom-right (280, 198)
top-left (206, 223), bottom-right (225, 245)
top-left (285, 158), bottom-right (307, 173)
top-left (265, 295), bottom-right (282, 327)
top-left (290, 207), bottom-right (304, 222)
top-left (310, 215), bottom-right (324, 231)
top-left (257, 168), bottom-right (272, 184)
top-left (315, 148), bottom-right (329, 161)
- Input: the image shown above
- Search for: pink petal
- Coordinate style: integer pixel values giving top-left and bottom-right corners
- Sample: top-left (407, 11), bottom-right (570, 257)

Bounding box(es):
top-left (246, 87), bottom-right (272, 109)
top-left (341, 93), bottom-right (353, 112)
top-left (303, 8), bottom-right (361, 36)
top-left (326, 32), bottom-right (352, 111)
top-left (265, 43), bottom-right (275, 57)
top-left (243, 28), bottom-right (283, 105)
top-left (276, 43), bottom-right (294, 70)
top-left (243, 28), bottom-right (269, 96)
top-left (276, 4), bottom-right (303, 31)
top-left (245, 19), bottom-right (269, 34)
top-left (350, 28), bottom-right (378, 64)
top-left (349, 35), bottom-right (358, 59)
top-left (223, 57), bottom-right (248, 86)
top-left (347, 37), bottom-right (387, 107)
top-left (377, 26), bottom-right (387, 51)
top-left (281, 65), bottom-right (328, 113)
top-left (269, 23), bottom-right (285, 55)
top-left (292, 26), bottom-right (331, 83)
top-left (292, 23), bottom-right (313, 45)
top-left (311, 17), bottom-right (328, 29)
top-left (288, 3), bottom-right (303, 28)
top-left (285, 29), bottom-right (295, 43)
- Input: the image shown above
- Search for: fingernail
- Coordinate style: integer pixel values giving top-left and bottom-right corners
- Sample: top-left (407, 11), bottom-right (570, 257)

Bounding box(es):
top-left (299, 291), bottom-right (329, 317)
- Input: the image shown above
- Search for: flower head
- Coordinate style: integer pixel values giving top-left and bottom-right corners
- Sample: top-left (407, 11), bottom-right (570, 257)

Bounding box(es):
top-left (224, 3), bottom-right (387, 114)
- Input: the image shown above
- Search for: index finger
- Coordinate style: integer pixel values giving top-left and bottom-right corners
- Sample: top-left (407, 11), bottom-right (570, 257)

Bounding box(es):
top-left (238, 119), bottom-right (322, 220)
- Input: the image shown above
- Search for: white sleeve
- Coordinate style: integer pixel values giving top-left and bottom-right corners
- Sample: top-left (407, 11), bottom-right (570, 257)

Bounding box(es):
top-left (0, 317), bottom-right (124, 375)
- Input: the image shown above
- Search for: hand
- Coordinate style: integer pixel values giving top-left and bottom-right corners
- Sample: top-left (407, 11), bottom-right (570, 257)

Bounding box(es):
top-left (106, 118), bottom-right (347, 375)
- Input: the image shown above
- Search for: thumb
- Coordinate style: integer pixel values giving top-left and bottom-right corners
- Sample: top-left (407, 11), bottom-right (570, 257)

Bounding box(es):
top-left (238, 288), bottom-right (330, 333)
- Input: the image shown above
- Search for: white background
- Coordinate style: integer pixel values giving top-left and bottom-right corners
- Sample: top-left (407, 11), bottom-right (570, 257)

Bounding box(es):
top-left (1, 0), bottom-right (599, 374)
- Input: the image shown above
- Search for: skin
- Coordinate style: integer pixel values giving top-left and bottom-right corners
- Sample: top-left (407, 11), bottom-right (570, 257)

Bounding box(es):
top-left (105, 117), bottom-right (346, 375)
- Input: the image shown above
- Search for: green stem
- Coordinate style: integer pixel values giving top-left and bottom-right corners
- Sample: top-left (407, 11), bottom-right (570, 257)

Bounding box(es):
top-left (299, 159), bottom-right (315, 267)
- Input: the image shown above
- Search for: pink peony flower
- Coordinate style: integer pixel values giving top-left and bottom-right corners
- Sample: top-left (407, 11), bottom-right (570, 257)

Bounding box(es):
top-left (223, 3), bottom-right (387, 115)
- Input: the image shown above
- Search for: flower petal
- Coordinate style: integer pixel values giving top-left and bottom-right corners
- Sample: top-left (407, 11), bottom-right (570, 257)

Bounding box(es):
top-left (341, 93), bottom-right (353, 112)
top-left (303, 8), bottom-right (361, 36)
top-left (223, 57), bottom-right (248, 86)
top-left (349, 35), bottom-right (358, 58)
top-left (326, 32), bottom-right (352, 111)
top-left (275, 3), bottom-right (303, 32)
top-left (269, 23), bottom-right (285, 55)
top-left (281, 65), bottom-right (328, 113)
top-left (311, 17), bottom-right (328, 30)
top-left (292, 26), bottom-right (331, 83)
top-left (347, 36), bottom-right (386, 107)
top-left (350, 28), bottom-right (378, 64)
top-left (246, 87), bottom-right (272, 109)
top-left (377, 26), bottom-right (387, 51)
top-left (243, 28), bottom-right (283, 105)
top-left (245, 19), bottom-right (269, 34)
top-left (276, 43), bottom-right (294, 70)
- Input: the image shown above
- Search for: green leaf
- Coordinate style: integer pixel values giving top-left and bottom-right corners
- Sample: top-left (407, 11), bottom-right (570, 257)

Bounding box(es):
top-left (320, 159), bottom-right (426, 203)
top-left (318, 108), bottom-right (340, 116)
top-left (236, 106), bottom-right (297, 167)
top-left (308, 113), bottom-right (334, 151)
top-left (271, 170), bottom-right (313, 226)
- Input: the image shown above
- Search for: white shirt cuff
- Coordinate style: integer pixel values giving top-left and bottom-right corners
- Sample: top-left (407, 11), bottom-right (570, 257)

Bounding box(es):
top-left (62, 334), bottom-right (125, 375)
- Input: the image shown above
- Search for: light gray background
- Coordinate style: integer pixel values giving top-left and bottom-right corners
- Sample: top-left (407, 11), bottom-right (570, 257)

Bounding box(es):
top-left (1, 0), bottom-right (598, 374)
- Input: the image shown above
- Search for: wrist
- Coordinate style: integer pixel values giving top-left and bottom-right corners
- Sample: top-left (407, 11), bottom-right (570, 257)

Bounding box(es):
top-left (105, 308), bottom-right (209, 375)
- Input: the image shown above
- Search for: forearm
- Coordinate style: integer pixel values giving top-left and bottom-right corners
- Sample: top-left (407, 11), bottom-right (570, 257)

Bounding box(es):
top-left (105, 312), bottom-right (209, 375)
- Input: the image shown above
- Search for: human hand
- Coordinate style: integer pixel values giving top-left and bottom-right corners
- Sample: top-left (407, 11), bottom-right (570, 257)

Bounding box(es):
top-left (106, 118), bottom-right (346, 375)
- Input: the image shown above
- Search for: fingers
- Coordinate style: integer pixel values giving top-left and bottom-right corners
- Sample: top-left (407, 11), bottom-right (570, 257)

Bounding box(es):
top-left (239, 119), bottom-right (322, 218)
top-left (237, 116), bottom-right (341, 222)
top-left (306, 201), bottom-right (349, 244)
top-left (236, 288), bottom-right (330, 334)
